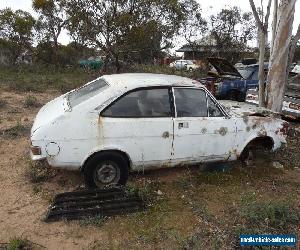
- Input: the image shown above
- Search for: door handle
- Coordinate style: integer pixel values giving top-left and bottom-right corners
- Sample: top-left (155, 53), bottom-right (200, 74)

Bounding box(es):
top-left (162, 131), bottom-right (170, 138)
top-left (178, 122), bottom-right (189, 129)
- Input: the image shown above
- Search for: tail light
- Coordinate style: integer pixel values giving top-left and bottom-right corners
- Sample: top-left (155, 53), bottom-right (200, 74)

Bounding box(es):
top-left (31, 146), bottom-right (41, 155)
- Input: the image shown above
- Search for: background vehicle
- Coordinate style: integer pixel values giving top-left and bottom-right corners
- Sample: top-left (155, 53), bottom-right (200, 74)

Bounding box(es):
top-left (30, 73), bottom-right (288, 188)
top-left (199, 58), bottom-right (267, 101)
top-left (79, 57), bottom-right (103, 70)
top-left (246, 73), bottom-right (300, 119)
top-left (169, 59), bottom-right (199, 71)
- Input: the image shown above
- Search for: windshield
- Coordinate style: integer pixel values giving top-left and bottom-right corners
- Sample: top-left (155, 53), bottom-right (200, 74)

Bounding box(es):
top-left (68, 78), bottom-right (108, 107)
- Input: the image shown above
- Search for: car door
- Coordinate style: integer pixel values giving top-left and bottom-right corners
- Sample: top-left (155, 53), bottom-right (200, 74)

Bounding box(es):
top-left (100, 87), bottom-right (174, 170)
top-left (172, 87), bottom-right (237, 164)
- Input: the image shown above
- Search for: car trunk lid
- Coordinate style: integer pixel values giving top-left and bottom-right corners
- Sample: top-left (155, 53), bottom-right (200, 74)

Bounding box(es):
top-left (31, 95), bottom-right (68, 134)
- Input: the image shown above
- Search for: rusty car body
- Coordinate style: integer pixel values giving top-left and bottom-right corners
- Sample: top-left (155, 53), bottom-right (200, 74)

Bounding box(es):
top-left (30, 73), bottom-right (288, 188)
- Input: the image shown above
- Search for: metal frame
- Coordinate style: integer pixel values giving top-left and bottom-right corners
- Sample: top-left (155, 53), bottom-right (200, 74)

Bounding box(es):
top-left (100, 85), bottom-right (229, 119)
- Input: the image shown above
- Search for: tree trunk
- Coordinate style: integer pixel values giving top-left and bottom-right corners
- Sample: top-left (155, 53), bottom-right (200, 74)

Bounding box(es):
top-left (249, 0), bottom-right (272, 108)
top-left (52, 35), bottom-right (59, 64)
top-left (270, 0), bottom-right (278, 58)
top-left (258, 30), bottom-right (266, 107)
top-left (266, 0), bottom-right (296, 112)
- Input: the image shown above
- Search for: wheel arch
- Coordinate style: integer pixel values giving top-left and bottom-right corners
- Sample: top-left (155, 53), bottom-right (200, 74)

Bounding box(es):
top-left (239, 135), bottom-right (274, 159)
top-left (80, 149), bottom-right (132, 172)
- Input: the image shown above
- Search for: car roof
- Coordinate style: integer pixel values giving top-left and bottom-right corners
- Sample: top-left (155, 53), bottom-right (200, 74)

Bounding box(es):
top-left (102, 73), bottom-right (202, 89)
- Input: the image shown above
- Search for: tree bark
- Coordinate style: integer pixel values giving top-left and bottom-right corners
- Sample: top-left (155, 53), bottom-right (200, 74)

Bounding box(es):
top-left (270, 0), bottom-right (278, 57)
top-left (249, 0), bottom-right (272, 107)
top-left (266, 0), bottom-right (297, 112)
top-left (258, 31), bottom-right (266, 106)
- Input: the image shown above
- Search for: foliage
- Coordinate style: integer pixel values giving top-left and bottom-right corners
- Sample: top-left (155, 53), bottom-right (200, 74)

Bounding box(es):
top-left (33, 0), bottom-right (69, 63)
top-left (78, 215), bottom-right (107, 227)
top-left (26, 160), bottom-right (56, 183)
top-left (1, 123), bottom-right (30, 139)
top-left (24, 95), bottom-right (40, 108)
top-left (209, 6), bottom-right (256, 60)
top-left (0, 65), bottom-right (96, 93)
top-left (64, 0), bottom-right (194, 68)
top-left (179, 0), bottom-right (207, 45)
top-left (34, 41), bottom-right (95, 65)
top-left (240, 199), bottom-right (300, 232)
top-left (0, 8), bottom-right (35, 64)
top-left (4, 237), bottom-right (33, 250)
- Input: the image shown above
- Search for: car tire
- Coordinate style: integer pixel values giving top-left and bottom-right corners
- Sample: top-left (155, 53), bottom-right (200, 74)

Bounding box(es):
top-left (239, 147), bottom-right (254, 166)
top-left (228, 90), bottom-right (240, 101)
top-left (83, 152), bottom-right (129, 189)
top-left (237, 92), bottom-right (246, 102)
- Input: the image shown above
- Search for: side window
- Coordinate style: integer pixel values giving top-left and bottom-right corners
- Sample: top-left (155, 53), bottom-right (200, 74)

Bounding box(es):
top-left (102, 88), bottom-right (171, 117)
top-left (207, 96), bottom-right (223, 117)
top-left (174, 88), bottom-right (207, 117)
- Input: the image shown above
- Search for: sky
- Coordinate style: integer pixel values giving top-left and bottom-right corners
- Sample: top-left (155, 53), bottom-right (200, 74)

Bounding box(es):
top-left (1, 0), bottom-right (299, 50)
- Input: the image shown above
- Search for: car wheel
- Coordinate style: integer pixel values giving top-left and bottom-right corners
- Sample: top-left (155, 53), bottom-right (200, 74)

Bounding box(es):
top-left (83, 152), bottom-right (129, 189)
top-left (237, 92), bottom-right (246, 102)
top-left (227, 90), bottom-right (239, 101)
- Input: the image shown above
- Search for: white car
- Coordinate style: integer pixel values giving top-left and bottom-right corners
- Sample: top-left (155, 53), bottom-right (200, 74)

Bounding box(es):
top-left (169, 60), bottom-right (199, 71)
top-left (30, 73), bottom-right (288, 188)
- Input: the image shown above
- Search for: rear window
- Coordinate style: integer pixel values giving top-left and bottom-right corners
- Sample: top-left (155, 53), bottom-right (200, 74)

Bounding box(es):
top-left (68, 79), bottom-right (108, 107)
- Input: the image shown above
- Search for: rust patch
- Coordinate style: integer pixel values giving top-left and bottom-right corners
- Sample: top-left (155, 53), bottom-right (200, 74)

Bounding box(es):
top-left (98, 116), bottom-right (103, 126)
top-left (216, 127), bottom-right (228, 136)
top-left (257, 129), bottom-right (267, 137)
top-left (201, 128), bottom-right (207, 134)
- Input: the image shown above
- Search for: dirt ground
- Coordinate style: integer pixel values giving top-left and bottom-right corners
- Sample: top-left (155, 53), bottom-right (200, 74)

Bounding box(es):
top-left (0, 89), bottom-right (300, 250)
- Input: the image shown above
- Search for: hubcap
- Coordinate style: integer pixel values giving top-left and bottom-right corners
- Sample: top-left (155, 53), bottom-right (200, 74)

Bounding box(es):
top-left (93, 161), bottom-right (120, 187)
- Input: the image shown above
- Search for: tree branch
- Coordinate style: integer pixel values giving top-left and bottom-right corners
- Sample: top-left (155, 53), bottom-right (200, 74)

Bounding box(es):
top-left (249, 0), bottom-right (264, 31)
top-left (292, 23), bottom-right (300, 44)
top-left (264, 0), bottom-right (272, 30)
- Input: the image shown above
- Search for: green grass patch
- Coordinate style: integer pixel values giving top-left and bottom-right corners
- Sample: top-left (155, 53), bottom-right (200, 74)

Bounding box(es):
top-left (0, 64), bottom-right (206, 94)
top-left (3, 237), bottom-right (33, 250)
top-left (78, 215), bottom-right (107, 227)
top-left (1, 123), bottom-right (30, 139)
top-left (24, 95), bottom-right (40, 108)
top-left (0, 65), bottom-right (96, 93)
top-left (26, 161), bottom-right (56, 183)
top-left (238, 196), bottom-right (300, 235)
